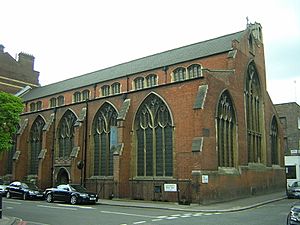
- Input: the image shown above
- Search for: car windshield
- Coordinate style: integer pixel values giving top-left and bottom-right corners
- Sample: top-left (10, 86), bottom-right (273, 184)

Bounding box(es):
top-left (23, 183), bottom-right (38, 190)
top-left (70, 184), bottom-right (88, 192)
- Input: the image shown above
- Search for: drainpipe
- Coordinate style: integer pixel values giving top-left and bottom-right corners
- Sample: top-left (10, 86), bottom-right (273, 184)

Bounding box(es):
top-left (51, 107), bottom-right (57, 186)
top-left (83, 100), bottom-right (89, 187)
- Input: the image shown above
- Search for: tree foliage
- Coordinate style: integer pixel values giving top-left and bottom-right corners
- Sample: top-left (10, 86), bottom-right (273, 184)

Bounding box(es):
top-left (0, 91), bottom-right (23, 152)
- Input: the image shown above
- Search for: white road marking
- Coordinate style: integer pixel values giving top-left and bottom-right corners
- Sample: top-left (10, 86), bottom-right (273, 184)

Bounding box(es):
top-left (133, 221), bottom-right (146, 224)
top-left (152, 218), bottom-right (163, 222)
top-left (6, 206), bottom-right (14, 209)
top-left (100, 210), bottom-right (155, 218)
top-left (56, 203), bottom-right (95, 209)
top-left (37, 204), bottom-right (77, 211)
top-left (166, 216), bottom-right (178, 220)
top-left (3, 200), bottom-right (22, 205)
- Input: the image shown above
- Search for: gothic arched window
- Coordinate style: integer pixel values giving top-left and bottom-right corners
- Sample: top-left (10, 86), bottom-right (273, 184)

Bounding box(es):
top-left (58, 110), bottom-right (77, 159)
top-left (271, 116), bottom-right (279, 165)
top-left (245, 62), bottom-right (262, 163)
top-left (135, 94), bottom-right (173, 177)
top-left (93, 103), bottom-right (118, 176)
top-left (216, 90), bottom-right (236, 167)
top-left (29, 116), bottom-right (45, 174)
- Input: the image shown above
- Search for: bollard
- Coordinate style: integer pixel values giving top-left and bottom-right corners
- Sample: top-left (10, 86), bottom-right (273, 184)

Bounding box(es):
top-left (0, 193), bottom-right (2, 219)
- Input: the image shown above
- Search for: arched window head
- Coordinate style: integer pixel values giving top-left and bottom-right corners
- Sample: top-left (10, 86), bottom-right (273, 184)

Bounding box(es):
top-left (135, 94), bottom-right (173, 177)
top-left (216, 90), bottom-right (236, 167)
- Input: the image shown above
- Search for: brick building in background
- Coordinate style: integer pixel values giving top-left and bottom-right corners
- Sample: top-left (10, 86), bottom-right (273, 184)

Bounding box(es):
top-left (0, 23), bottom-right (286, 204)
top-left (0, 44), bottom-right (40, 94)
top-left (275, 102), bottom-right (300, 185)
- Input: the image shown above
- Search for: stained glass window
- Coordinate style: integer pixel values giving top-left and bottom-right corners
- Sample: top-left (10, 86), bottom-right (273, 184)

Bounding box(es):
top-left (135, 94), bottom-right (173, 177)
top-left (58, 110), bottom-right (76, 159)
top-left (216, 91), bottom-right (236, 167)
top-left (245, 62), bottom-right (262, 163)
top-left (29, 116), bottom-right (45, 174)
top-left (93, 103), bottom-right (118, 176)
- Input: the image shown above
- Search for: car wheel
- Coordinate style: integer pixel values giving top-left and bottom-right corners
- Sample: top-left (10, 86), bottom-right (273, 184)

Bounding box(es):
top-left (70, 195), bottom-right (77, 205)
top-left (23, 193), bottom-right (28, 200)
top-left (46, 193), bottom-right (53, 203)
top-left (6, 191), bottom-right (11, 198)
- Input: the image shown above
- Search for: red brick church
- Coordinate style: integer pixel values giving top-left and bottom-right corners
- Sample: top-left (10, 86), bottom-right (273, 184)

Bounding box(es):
top-left (0, 22), bottom-right (285, 204)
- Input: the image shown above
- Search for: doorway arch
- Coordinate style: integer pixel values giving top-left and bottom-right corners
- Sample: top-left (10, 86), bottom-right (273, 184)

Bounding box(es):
top-left (56, 167), bottom-right (70, 185)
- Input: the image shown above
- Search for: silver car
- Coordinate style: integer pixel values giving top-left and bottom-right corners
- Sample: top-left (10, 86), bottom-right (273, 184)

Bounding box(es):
top-left (287, 181), bottom-right (300, 198)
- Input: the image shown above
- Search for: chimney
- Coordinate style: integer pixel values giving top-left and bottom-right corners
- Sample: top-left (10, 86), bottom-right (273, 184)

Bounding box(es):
top-left (18, 52), bottom-right (35, 70)
top-left (0, 44), bottom-right (4, 53)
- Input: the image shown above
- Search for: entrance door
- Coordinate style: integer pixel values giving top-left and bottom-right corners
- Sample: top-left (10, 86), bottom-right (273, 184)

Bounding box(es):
top-left (56, 168), bottom-right (69, 185)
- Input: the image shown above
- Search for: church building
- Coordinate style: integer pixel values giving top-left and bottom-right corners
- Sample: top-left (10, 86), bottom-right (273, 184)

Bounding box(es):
top-left (0, 22), bottom-right (285, 204)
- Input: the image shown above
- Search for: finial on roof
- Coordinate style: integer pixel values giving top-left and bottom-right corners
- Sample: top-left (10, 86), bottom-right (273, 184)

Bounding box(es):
top-left (246, 16), bottom-right (250, 28)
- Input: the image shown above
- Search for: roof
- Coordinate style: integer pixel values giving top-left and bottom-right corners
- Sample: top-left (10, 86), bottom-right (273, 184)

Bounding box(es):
top-left (22, 30), bottom-right (245, 101)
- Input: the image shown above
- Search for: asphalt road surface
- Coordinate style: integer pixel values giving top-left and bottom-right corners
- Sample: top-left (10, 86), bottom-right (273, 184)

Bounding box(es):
top-left (1, 197), bottom-right (294, 225)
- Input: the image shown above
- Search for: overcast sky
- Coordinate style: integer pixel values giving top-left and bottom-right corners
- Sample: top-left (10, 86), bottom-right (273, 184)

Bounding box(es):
top-left (1, 0), bottom-right (299, 105)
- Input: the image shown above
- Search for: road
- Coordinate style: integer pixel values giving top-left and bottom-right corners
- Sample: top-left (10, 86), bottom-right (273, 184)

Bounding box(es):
top-left (2, 197), bottom-right (293, 225)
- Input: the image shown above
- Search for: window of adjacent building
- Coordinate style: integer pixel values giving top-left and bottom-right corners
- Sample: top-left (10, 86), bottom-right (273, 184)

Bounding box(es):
top-left (50, 98), bottom-right (57, 108)
top-left (173, 67), bottom-right (186, 82)
top-left (93, 103), bottom-right (118, 176)
top-left (270, 116), bottom-right (279, 165)
top-left (58, 110), bottom-right (76, 159)
top-left (29, 116), bottom-right (45, 175)
top-left (134, 77), bottom-right (144, 90)
top-left (286, 165), bottom-right (296, 179)
top-left (73, 91), bottom-right (81, 103)
top-left (111, 82), bottom-right (121, 95)
top-left (30, 102), bottom-right (36, 112)
top-left (216, 90), bottom-right (236, 167)
top-left (135, 94), bottom-right (173, 177)
top-left (82, 90), bottom-right (90, 101)
top-left (101, 85), bottom-right (110, 96)
top-left (36, 101), bottom-right (42, 111)
top-left (57, 95), bottom-right (65, 106)
top-left (188, 64), bottom-right (202, 78)
top-left (146, 74), bottom-right (157, 87)
top-left (298, 117), bottom-right (300, 129)
top-left (245, 62), bottom-right (262, 163)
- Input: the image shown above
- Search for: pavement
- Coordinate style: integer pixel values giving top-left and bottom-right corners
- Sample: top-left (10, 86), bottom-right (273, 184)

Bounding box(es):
top-left (0, 191), bottom-right (288, 225)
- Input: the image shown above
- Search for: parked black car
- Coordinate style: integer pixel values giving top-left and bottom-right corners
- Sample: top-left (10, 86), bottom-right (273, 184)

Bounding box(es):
top-left (44, 184), bottom-right (98, 205)
top-left (287, 203), bottom-right (300, 225)
top-left (287, 181), bottom-right (300, 198)
top-left (6, 181), bottom-right (44, 200)
top-left (0, 184), bottom-right (8, 196)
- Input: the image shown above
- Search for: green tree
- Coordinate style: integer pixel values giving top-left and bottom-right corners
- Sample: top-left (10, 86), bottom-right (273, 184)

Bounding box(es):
top-left (0, 91), bottom-right (23, 152)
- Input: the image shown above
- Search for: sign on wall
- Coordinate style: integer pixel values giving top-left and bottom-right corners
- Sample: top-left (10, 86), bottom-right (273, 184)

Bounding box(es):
top-left (164, 184), bottom-right (177, 192)
top-left (202, 175), bottom-right (208, 184)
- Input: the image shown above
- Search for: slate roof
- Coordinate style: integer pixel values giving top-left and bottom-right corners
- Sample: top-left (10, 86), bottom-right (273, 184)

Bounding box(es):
top-left (22, 30), bottom-right (245, 101)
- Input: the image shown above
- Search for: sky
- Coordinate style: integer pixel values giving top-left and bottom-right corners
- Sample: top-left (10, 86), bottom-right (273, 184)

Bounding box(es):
top-left (1, 0), bottom-right (300, 105)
